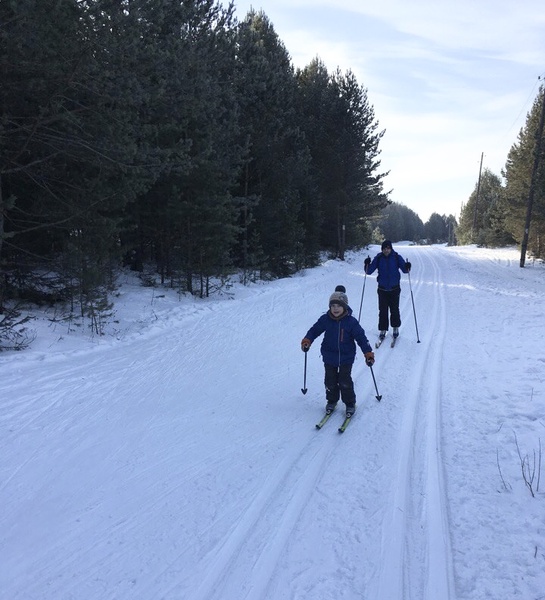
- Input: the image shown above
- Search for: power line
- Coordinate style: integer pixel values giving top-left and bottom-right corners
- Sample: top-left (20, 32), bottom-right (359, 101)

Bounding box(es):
top-left (502, 76), bottom-right (542, 140)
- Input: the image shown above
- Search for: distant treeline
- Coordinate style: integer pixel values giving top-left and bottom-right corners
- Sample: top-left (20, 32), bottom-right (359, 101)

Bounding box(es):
top-left (373, 204), bottom-right (457, 246)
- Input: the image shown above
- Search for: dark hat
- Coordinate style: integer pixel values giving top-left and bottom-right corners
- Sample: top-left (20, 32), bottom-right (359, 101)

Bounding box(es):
top-left (381, 240), bottom-right (393, 250)
top-left (329, 290), bottom-right (348, 310)
top-left (334, 285), bottom-right (346, 293)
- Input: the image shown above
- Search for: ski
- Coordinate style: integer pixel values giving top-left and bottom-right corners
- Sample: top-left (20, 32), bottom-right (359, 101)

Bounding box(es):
top-left (390, 336), bottom-right (398, 347)
top-left (338, 415), bottom-right (353, 433)
top-left (375, 335), bottom-right (386, 349)
top-left (315, 411), bottom-right (334, 429)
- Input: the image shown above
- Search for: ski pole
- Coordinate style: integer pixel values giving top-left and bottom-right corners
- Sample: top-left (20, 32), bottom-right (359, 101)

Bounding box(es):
top-left (357, 260), bottom-right (369, 322)
top-left (301, 350), bottom-right (308, 394)
top-left (408, 270), bottom-right (421, 343)
top-left (369, 365), bottom-right (382, 401)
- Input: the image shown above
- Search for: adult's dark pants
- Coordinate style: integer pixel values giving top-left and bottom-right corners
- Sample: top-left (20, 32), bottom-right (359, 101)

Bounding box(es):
top-left (377, 286), bottom-right (401, 331)
top-left (324, 363), bottom-right (355, 406)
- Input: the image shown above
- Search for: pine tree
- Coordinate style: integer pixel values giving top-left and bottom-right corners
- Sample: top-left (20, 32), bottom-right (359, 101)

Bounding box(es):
top-left (458, 169), bottom-right (507, 246)
top-left (424, 213), bottom-right (449, 244)
top-left (378, 203), bottom-right (424, 242)
top-left (130, 0), bottom-right (242, 294)
top-left (295, 58), bottom-right (333, 266)
top-left (318, 69), bottom-right (389, 257)
top-left (502, 88), bottom-right (545, 259)
top-left (233, 10), bottom-right (310, 277)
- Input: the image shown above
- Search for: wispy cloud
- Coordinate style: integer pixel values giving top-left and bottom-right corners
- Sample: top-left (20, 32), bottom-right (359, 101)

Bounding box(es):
top-left (233, 0), bottom-right (545, 219)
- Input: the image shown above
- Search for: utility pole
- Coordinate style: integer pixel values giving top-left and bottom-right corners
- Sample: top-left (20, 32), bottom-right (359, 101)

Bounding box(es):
top-left (520, 85), bottom-right (545, 267)
top-left (472, 152), bottom-right (484, 241)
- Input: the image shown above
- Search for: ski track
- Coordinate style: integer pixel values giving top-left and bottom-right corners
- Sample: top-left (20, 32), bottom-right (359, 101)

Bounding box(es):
top-left (173, 428), bottom-right (339, 600)
top-left (373, 247), bottom-right (455, 599)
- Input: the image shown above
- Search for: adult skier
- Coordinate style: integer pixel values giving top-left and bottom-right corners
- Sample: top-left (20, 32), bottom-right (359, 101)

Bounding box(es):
top-left (364, 240), bottom-right (411, 343)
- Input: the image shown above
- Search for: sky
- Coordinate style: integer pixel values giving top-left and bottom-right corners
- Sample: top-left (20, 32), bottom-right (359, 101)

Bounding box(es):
top-left (230, 0), bottom-right (545, 222)
top-left (1, 244), bottom-right (545, 599)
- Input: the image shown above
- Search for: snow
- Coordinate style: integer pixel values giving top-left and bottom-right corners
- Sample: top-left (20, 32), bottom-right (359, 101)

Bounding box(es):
top-left (1, 244), bottom-right (544, 600)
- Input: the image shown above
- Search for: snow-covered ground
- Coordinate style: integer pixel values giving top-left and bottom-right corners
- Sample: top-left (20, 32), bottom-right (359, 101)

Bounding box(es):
top-left (1, 244), bottom-right (544, 600)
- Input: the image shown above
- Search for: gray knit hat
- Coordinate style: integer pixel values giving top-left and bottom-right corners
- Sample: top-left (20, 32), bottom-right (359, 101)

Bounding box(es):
top-left (329, 290), bottom-right (348, 310)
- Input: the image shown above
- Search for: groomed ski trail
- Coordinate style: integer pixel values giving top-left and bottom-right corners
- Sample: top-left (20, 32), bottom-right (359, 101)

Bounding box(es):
top-left (372, 246), bottom-right (455, 599)
top-left (1, 245), bottom-right (464, 600)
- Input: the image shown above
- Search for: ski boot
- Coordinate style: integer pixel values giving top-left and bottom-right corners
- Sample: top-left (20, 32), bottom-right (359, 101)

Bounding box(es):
top-left (325, 402), bottom-right (337, 415)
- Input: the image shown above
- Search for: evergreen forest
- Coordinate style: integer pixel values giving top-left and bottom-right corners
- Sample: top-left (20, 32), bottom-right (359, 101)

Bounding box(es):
top-left (0, 0), bottom-right (389, 322)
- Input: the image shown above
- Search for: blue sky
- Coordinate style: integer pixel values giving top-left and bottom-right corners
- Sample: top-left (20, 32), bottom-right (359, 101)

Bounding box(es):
top-left (231, 0), bottom-right (545, 221)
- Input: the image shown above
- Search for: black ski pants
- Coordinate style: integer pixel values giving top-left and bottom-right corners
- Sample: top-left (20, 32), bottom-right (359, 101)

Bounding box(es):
top-left (324, 363), bottom-right (356, 406)
top-left (377, 286), bottom-right (401, 331)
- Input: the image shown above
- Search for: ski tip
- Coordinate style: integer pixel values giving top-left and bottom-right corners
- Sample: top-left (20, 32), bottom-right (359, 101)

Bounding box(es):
top-left (338, 417), bottom-right (352, 432)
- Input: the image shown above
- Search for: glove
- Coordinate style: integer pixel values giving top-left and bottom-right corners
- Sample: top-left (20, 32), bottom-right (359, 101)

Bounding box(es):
top-left (364, 257), bottom-right (371, 267)
top-left (301, 338), bottom-right (312, 352)
top-left (364, 351), bottom-right (375, 366)
top-left (406, 261), bottom-right (411, 272)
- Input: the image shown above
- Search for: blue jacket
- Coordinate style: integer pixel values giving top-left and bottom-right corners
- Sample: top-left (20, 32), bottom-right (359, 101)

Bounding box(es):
top-left (304, 308), bottom-right (372, 367)
top-left (366, 250), bottom-right (409, 290)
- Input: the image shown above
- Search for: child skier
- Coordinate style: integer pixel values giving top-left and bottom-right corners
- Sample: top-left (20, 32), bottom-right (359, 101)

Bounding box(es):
top-left (301, 287), bottom-right (375, 417)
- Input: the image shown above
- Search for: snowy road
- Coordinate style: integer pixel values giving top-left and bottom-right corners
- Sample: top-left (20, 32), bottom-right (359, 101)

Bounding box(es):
top-left (2, 244), bottom-right (544, 600)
